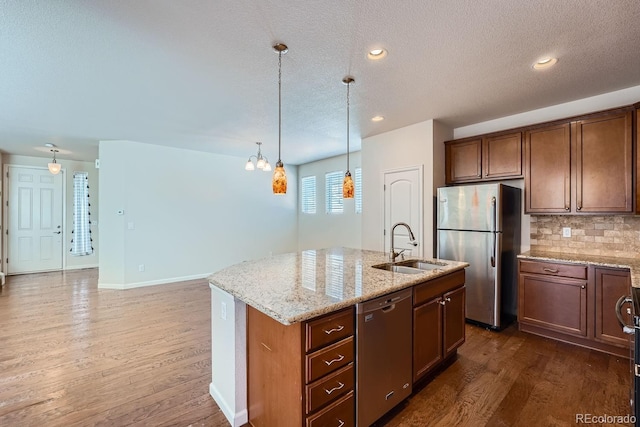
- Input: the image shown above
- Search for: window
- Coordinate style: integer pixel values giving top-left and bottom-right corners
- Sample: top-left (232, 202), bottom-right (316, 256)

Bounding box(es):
top-left (325, 171), bottom-right (344, 214)
top-left (301, 176), bottom-right (317, 214)
top-left (70, 172), bottom-right (93, 256)
top-left (355, 167), bottom-right (362, 214)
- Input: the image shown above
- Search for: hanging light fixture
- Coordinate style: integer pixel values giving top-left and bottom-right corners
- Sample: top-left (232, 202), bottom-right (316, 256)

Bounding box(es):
top-left (245, 142), bottom-right (271, 172)
top-left (342, 76), bottom-right (355, 199)
top-left (272, 43), bottom-right (288, 195)
top-left (48, 149), bottom-right (61, 175)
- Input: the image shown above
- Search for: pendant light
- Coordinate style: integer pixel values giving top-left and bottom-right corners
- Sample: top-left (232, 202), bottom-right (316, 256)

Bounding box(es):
top-left (48, 149), bottom-right (61, 175)
top-left (272, 43), bottom-right (288, 195)
top-left (342, 76), bottom-right (355, 199)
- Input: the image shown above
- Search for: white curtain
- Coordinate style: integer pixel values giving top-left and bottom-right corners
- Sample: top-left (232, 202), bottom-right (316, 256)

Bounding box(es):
top-left (71, 172), bottom-right (93, 256)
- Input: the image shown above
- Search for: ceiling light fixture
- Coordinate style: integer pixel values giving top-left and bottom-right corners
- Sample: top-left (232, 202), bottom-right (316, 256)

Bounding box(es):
top-left (48, 149), bottom-right (61, 175)
top-left (342, 76), bottom-right (355, 199)
top-left (371, 115), bottom-right (385, 122)
top-left (272, 43), bottom-right (288, 195)
top-left (533, 57), bottom-right (558, 70)
top-left (245, 142), bottom-right (271, 171)
top-left (367, 48), bottom-right (387, 60)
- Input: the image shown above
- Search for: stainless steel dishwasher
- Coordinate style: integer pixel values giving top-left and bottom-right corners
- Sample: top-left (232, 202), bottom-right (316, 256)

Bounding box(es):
top-left (356, 288), bottom-right (413, 426)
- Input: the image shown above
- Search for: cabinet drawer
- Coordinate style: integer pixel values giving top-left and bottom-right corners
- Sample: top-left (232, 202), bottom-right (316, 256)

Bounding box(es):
top-left (414, 270), bottom-right (465, 306)
top-left (519, 260), bottom-right (587, 279)
top-left (306, 308), bottom-right (354, 353)
top-left (306, 337), bottom-right (354, 383)
top-left (306, 390), bottom-right (354, 427)
top-left (305, 363), bottom-right (354, 414)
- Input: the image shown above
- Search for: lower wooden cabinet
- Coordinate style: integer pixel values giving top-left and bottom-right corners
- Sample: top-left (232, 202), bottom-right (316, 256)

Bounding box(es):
top-left (518, 260), bottom-right (630, 357)
top-left (413, 270), bottom-right (465, 383)
top-left (248, 306), bottom-right (355, 427)
top-left (594, 267), bottom-right (633, 347)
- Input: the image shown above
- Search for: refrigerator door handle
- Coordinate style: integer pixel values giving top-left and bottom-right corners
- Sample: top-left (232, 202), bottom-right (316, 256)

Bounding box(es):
top-left (491, 197), bottom-right (496, 267)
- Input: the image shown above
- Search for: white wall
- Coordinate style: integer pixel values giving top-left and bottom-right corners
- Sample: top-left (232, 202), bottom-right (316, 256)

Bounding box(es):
top-left (361, 119), bottom-right (452, 257)
top-left (297, 152), bottom-right (362, 250)
top-left (98, 140), bottom-right (298, 289)
top-left (455, 85), bottom-right (640, 139)
top-left (0, 152), bottom-right (3, 273)
top-left (3, 154), bottom-right (99, 271)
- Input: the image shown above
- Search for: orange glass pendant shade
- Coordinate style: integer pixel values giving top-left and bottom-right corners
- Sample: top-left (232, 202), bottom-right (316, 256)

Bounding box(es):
top-left (343, 171), bottom-right (354, 199)
top-left (272, 162), bottom-right (287, 194)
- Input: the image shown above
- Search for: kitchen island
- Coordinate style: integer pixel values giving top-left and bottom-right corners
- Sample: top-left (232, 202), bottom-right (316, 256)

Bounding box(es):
top-left (208, 247), bottom-right (468, 426)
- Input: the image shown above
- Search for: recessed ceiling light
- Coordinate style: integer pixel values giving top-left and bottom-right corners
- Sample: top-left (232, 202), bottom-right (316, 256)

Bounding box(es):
top-left (45, 143), bottom-right (55, 148)
top-left (367, 48), bottom-right (387, 60)
top-left (533, 57), bottom-right (558, 70)
top-left (371, 115), bottom-right (385, 122)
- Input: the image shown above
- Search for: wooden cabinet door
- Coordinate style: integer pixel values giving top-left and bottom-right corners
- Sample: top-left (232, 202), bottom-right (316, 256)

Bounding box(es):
top-left (482, 132), bottom-right (522, 179)
top-left (445, 139), bottom-right (481, 184)
top-left (637, 109), bottom-right (640, 214)
top-left (443, 286), bottom-right (465, 358)
top-left (575, 111), bottom-right (633, 213)
top-left (519, 273), bottom-right (587, 337)
top-left (412, 298), bottom-right (442, 383)
top-left (594, 267), bottom-right (631, 348)
top-left (524, 123), bottom-right (571, 213)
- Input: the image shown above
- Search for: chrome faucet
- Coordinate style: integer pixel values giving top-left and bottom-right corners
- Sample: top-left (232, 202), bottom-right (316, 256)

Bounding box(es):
top-left (389, 222), bottom-right (419, 262)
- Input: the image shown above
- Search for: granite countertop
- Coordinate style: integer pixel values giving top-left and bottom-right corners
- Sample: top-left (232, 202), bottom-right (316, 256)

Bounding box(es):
top-left (518, 249), bottom-right (640, 289)
top-left (208, 247), bottom-right (469, 325)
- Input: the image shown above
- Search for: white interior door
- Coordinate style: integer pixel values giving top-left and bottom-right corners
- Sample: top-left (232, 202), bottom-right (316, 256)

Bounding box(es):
top-left (383, 167), bottom-right (423, 258)
top-left (7, 166), bottom-right (64, 274)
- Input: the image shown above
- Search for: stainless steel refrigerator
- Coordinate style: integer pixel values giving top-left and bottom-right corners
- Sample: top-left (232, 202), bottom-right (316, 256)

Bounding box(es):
top-left (437, 183), bottom-right (521, 329)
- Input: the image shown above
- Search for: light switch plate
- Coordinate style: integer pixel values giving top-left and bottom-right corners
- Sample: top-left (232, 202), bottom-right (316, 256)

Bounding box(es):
top-left (562, 227), bottom-right (571, 238)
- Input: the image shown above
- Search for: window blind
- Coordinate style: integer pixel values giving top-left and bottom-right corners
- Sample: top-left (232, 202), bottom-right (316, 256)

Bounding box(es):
top-left (70, 172), bottom-right (93, 256)
top-left (325, 171), bottom-right (344, 214)
top-left (355, 167), bottom-right (362, 213)
top-left (301, 176), bottom-right (317, 214)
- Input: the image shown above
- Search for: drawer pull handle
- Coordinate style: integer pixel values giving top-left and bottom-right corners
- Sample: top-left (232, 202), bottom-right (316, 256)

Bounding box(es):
top-left (324, 381), bottom-right (345, 395)
top-left (324, 325), bottom-right (345, 335)
top-left (337, 420), bottom-right (345, 427)
top-left (324, 354), bottom-right (345, 366)
top-left (542, 268), bottom-right (559, 273)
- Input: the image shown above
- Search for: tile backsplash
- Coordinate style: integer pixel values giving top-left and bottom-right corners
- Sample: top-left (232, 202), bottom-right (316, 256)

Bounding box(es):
top-left (530, 215), bottom-right (640, 258)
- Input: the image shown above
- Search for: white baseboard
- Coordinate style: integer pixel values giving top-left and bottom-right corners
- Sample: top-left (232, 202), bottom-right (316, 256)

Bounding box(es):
top-left (98, 273), bottom-right (211, 289)
top-left (209, 383), bottom-right (248, 427)
top-left (65, 264), bottom-right (99, 271)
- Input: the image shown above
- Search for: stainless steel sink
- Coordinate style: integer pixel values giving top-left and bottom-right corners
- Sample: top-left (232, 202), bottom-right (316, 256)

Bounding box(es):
top-left (372, 259), bottom-right (447, 274)
top-left (394, 259), bottom-right (447, 270)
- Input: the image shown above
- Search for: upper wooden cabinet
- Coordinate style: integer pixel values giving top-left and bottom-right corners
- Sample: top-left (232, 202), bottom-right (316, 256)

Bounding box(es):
top-left (483, 132), bottom-right (523, 179)
top-left (445, 132), bottom-right (522, 184)
top-left (524, 123), bottom-right (571, 213)
top-left (445, 138), bottom-right (482, 183)
top-left (525, 109), bottom-right (634, 214)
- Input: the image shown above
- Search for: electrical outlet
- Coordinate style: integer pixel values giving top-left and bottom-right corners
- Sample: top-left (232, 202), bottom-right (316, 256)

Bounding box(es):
top-left (220, 302), bottom-right (227, 320)
top-left (562, 227), bottom-right (571, 238)
top-left (138, 264), bottom-right (145, 272)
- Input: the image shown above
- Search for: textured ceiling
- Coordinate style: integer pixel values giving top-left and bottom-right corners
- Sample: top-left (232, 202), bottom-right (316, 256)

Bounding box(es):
top-left (1, 1), bottom-right (640, 165)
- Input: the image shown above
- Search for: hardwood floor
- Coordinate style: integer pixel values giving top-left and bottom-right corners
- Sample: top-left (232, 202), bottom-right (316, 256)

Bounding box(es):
top-left (378, 324), bottom-right (632, 427)
top-left (0, 270), bottom-right (633, 426)
top-left (0, 269), bottom-right (224, 426)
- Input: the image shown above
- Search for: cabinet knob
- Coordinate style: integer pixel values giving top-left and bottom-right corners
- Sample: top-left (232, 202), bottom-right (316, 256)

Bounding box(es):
top-left (577, 206), bottom-right (582, 211)
top-left (581, 285), bottom-right (586, 289)
top-left (439, 300), bottom-right (446, 306)
top-left (565, 206), bottom-right (570, 211)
